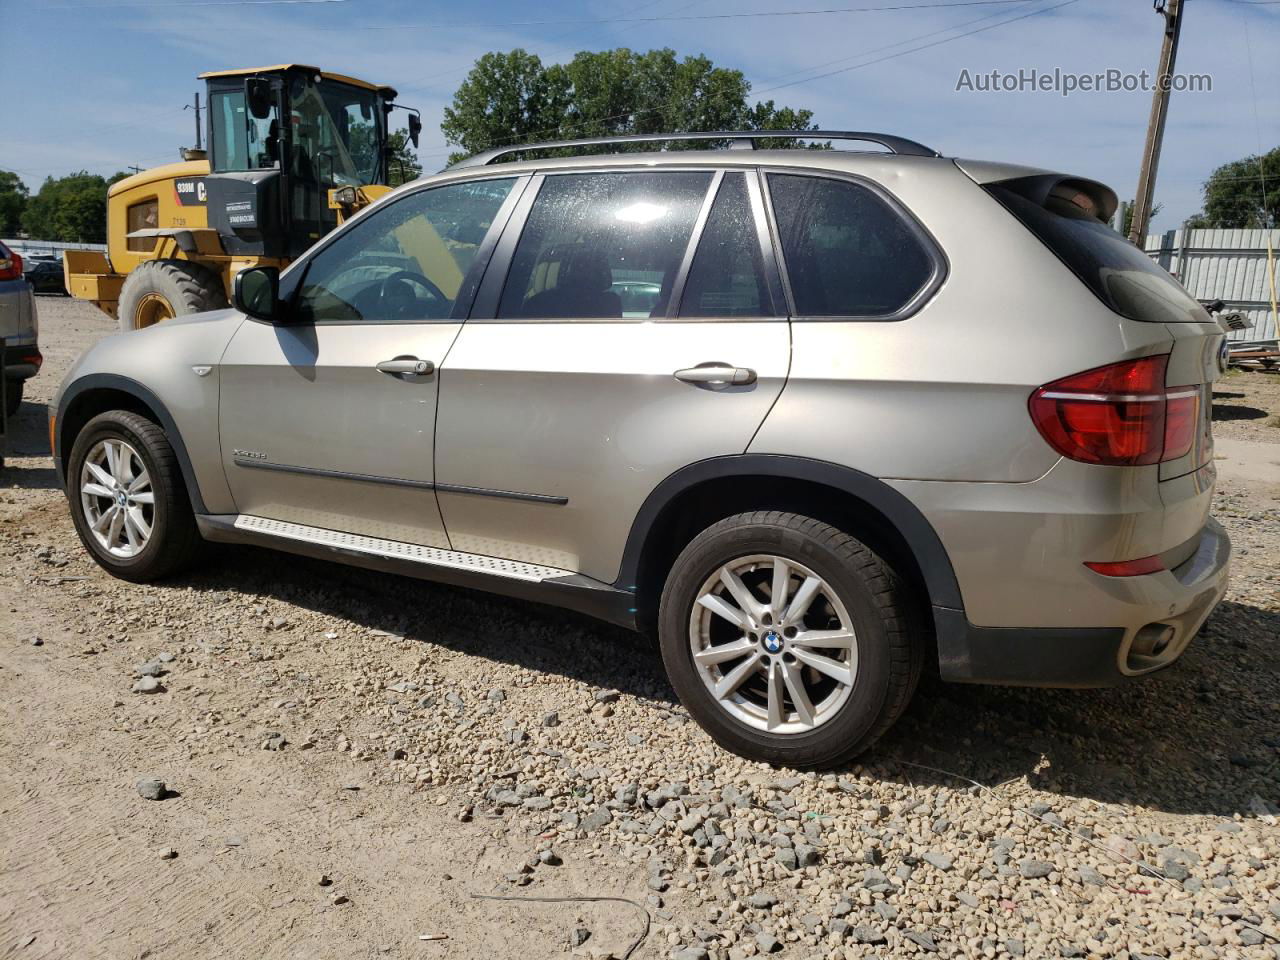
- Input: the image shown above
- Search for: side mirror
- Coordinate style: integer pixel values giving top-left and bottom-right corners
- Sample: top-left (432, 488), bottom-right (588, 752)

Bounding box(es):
top-left (245, 78), bottom-right (274, 120)
top-left (234, 267), bottom-right (282, 322)
top-left (407, 113), bottom-right (422, 149)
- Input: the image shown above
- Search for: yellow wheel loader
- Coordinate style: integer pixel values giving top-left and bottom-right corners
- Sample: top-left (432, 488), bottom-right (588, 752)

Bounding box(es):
top-left (64, 65), bottom-right (421, 329)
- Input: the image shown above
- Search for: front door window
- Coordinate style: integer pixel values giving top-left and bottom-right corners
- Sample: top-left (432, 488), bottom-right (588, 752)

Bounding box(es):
top-left (294, 177), bottom-right (518, 323)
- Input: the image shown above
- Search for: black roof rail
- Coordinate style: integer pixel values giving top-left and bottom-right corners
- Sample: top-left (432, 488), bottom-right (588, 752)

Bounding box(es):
top-left (450, 130), bottom-right (941, 168)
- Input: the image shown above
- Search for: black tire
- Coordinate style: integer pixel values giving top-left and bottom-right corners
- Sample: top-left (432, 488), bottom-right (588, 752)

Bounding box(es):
top-left (658, 511), bottom-right (923, 769)
top-left (66, 410), bottom-right (203, 582)
top-left (4, 379), bottom-right (21, 419)
top-left (117, 259), bottom-right (227, 331)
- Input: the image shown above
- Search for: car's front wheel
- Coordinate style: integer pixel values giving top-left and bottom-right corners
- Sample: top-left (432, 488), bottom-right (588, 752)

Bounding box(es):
top-left (67, 410), bottom-right (202, 581)
top-left (658, 511), bottom-right (922, 769)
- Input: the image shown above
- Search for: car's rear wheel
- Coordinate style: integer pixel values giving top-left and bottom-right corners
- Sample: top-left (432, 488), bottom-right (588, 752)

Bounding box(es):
top-left (658, 511), bottom-right (922, 769)
top-left (67, 410), bottom-right (202, 581)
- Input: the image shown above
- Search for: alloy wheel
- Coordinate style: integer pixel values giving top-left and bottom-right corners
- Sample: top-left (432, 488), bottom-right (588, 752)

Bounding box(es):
top-left (79, 438), bottom-right (155, 558)
top-left (688, 554), bottom-right (857, 734)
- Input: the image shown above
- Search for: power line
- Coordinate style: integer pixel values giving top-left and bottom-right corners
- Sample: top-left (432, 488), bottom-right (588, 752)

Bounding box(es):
top-left (40, 0), bottom-right (347, 7)
top-left (398, 0), bottom-right (703, 91)
top-left (420, 0), bottom-right (1075, 162)
top-left (748, 0), bottom-right (1042, 89)
top-left (338, 0), bottom-right (1044, 31)
top-left (753, 0), bottom-right (1078, 94)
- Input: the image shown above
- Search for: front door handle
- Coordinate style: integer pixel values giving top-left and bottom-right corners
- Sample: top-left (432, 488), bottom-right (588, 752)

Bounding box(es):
top-left (674, 362), bottom-right (757, 386)
top-left (376, 357), bottom-right (435, 377)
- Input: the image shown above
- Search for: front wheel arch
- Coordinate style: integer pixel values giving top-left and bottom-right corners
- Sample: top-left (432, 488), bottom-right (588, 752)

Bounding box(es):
top-left (55, 376), bottom-right (209, 515)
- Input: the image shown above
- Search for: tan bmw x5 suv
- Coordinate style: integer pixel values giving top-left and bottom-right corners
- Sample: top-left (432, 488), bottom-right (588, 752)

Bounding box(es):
top-left (53, 131), bottom-right (1231, 768)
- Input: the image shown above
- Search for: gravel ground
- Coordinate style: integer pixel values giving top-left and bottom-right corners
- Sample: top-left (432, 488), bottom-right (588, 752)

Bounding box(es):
top-left (1, 297), bottom-right (1278, 960)
top-left (1213, 370), bottom-right (1280, 445)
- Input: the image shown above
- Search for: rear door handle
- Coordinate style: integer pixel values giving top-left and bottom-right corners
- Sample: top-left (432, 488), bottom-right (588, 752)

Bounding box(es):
top-left (376, 357), bottom-right (435, 377)
top-left (674, 362), bottom-right (757, 386)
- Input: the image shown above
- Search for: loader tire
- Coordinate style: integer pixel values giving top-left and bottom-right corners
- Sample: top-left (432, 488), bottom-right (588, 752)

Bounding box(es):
top-left (117, 259), bottom-right (228, 331)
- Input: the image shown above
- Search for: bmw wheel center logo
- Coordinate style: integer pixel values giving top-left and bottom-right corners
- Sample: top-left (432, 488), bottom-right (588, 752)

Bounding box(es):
top-left (763, 631), bottom-right (784, 654)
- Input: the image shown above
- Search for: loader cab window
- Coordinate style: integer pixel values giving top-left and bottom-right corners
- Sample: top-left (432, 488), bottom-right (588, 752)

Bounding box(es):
top-left (211, 90), bottom-right (279, 172)
top-left (287, 76), bottom-right (382, 188)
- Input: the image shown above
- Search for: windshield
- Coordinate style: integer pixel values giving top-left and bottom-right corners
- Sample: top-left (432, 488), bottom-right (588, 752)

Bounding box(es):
top-left (289, 76), bottom-right (383, 187)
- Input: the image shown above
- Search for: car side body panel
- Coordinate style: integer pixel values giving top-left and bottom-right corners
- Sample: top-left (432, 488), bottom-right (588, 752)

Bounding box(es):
top-left (53, 310), bottom-right (242, 513)
top-left (749, 163), bottom-right (1177, 483)
top-left (434, 319), bottom-right (792, 579)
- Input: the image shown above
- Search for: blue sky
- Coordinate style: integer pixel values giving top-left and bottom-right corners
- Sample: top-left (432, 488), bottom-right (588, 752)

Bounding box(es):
top-left (1, 0), bottom-right (1276, 232)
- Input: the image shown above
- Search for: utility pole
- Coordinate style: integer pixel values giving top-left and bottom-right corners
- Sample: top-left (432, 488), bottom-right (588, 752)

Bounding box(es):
top-left (128, 165), bottom-right (143, 175)
top-left (1128, 0), bottom-right (1185, 246)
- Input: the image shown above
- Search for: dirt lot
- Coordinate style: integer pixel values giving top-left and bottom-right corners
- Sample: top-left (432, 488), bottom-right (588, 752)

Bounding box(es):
top-left (2, 298), bottom-right (1278, 960)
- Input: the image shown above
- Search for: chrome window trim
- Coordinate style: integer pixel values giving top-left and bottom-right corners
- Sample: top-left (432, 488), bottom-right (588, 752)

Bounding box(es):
top-left (473, 167), bottom-right (770, 325)
top-left (663, 170), bottom-right (785, 323)
top-left (758, 167), bottom-right (949, 323)
top-left (663, 169), bottom-right (725, 320)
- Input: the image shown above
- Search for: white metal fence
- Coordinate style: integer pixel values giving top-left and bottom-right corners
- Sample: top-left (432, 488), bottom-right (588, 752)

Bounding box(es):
top-left (1, 239), bottom-right (106, 259)
top-left (1144, 228), bottom-right (1280, 342)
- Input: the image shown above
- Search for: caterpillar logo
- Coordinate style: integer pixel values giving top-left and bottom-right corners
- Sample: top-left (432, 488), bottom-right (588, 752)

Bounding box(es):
top-left (174, 177), bottom-right (207, 207)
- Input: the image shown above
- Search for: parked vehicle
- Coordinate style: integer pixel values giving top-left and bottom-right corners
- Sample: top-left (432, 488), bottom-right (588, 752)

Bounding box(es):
top-left (64, 64), bottom-right (420, 330)
top-left (0, 240), bottom-right (41, 417)
top-left (23, 255), bottom-right (69, 295)
top-left (51, 131), bottom-right (1231, 768)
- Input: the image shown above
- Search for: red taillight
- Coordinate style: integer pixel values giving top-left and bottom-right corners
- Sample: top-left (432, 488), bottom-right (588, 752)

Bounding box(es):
top-left (0, 249), bottom-right (22, 281)
top-left (1084, 555), bottom-right (1166, 577)
top-left (1029, 355), bottom-right (1198, 466)
top-left (1163, 388), bottom-right (1199, 461)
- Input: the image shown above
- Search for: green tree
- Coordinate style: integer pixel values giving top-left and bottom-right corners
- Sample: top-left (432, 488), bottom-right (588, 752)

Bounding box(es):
top-left (0, 171), bottom-right (28, 236)
top-left (1186, 146), bottom-right (1279, 228)
top-left (442, 48), bottom-right (818, 165)
top-left (386, 129), bottom-right (423, 187)
top-left (1113, 200), bottom-right (1162, 238)
top-left (21, 171), bottom-right (129, 243)
top-left (348, 124), bottom-right (423, 187)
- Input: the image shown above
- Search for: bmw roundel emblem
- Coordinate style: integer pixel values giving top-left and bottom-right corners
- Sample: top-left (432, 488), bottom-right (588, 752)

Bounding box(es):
top-left (763, 632), bottom-right (784, 654)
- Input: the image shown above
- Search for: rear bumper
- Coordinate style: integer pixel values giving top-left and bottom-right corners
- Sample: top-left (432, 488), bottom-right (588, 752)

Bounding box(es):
top-left (936, 517), bottom-right (1231, 687)
top-left (2, 340), bottom-right (42, 381)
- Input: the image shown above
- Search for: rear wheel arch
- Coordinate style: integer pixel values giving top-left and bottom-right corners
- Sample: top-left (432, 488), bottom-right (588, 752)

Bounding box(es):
top-left (615, 455), bottom-right (963, 636)
top-left (56, 375), bottom-right (208, 514)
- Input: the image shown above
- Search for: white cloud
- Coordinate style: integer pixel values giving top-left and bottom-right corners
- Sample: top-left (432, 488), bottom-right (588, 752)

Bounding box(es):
top-left (3, 0), bottom-right (1276, 231)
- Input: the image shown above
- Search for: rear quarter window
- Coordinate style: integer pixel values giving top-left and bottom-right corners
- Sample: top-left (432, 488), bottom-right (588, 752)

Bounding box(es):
top-left (767, 173), bottom-right (938, 318)
top-left (985, 182), bottom-right (1207, 324)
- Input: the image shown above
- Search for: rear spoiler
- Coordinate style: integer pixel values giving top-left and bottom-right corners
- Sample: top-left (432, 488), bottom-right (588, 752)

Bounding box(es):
top-left (954, 159), bottom-right (1118, 224)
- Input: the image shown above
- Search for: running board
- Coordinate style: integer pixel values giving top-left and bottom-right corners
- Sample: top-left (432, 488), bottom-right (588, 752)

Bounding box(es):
top-left (232, 515), bottom-right (569, 582)
top-left (195, 514), bottom-right (638, 629)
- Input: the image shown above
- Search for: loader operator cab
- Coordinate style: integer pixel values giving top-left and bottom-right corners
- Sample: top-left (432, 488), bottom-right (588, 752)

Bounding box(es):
top-left (63, 62), bottom-right (421, 330)
top-left (203, 65), bottom-right (416, 260)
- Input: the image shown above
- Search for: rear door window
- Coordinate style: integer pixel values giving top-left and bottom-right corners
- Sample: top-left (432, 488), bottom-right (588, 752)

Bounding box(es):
top-left (986, 182), bottom-right (1207, 324)
top-left (498, 171), bottom-right (713, 320)
top-left (767, 173), bottom-right (937, 318)
top-left (678, 173), bottom-right (776, 318)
